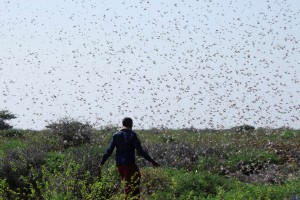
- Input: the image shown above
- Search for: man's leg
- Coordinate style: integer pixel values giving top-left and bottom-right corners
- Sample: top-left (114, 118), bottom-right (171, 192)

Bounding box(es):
top-left (128, 164), bottom-right (141, 199)
top-left (118, 164), bottom-right (141, 200)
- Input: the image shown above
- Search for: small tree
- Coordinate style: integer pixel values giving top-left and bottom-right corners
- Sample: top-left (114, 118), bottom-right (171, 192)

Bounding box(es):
top-left (46, 118), bottom-right (93, 148)
top-left (0, 110), bottom-right (17, 130)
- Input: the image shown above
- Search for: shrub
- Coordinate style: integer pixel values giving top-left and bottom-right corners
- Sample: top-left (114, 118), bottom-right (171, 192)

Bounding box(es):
top-left (0, 129), bottom-right (26, 138)
top-left (63, 145), bottom-right (103, 178)
top-left (37, 160), bottom-right (83, 199)
top-left (0, 139), bottom-right (27, 158)
top-left (170, 170), bottom-right (234, 199)
top-left (140, 168), bottom-right (172, 195)
top-left (44, 152), bottom-right (67, 173)
top-left (0, 143), bottom-right (50, 194)
top-left (216, 179), bottom-right (300, 200)
top-left (0, 178), bottom-right (10, 199)
top-left (141, 142), bottom-right (200, 170)
top-left (195, 156), bottom-right (223, 174)
top-left (224, 150), bottom-right (284, 175)
top-left (281, 129), bottom-right (300, 139)
top-left (46, 118), bottom-right (94, 148)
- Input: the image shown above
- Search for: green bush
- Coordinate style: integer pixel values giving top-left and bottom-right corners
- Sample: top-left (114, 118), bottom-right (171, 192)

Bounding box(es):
top-left (0, 143), bottom-right (50, 196)
top-left (0, 129), bottom-right (27, 138)
top-left (44, 152), bottom-right (66, 173)
top-left (216, 180), bottom-right (300, 200)
top-left (195, 156), bottom-right (223, 174)
top-left (0, 178), bottom-right (10, 199)
top-left (45, 145), bottom-right (102, 179)
top-left (64, 145), bottom-right (102, 177)
top-left (224, 150), bottom-right (284, 174)
top-left (86, 170), bottom-right (118, 200)
top-left (40, 151), bottom-right (114, 199)
top-left (162, 170), bottom-right (235, 199)
top-left (37, 160), bottom-right (83, 199)
top-left (0, 139), bottom-right (27, 158)
top-left (140, 168), bottom-right (172, 195)
top-left (46, 118), bottom-right (94, 148)
top-left (281, 129), bottom-right (300, 139)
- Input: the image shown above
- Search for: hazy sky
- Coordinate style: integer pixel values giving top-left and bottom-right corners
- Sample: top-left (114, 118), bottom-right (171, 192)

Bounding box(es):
top-left (1, 0), bottom-right (300, 130)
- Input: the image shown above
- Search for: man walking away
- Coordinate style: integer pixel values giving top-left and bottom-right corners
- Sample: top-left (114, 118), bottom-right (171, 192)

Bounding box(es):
top-left (100, 117), bottom-right (160, 200)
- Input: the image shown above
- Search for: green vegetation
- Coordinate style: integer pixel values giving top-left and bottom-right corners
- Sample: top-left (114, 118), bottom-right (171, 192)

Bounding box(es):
top-left (1, 125), bottom-right (300, 199)
top-left (0, 139), bottom-right (28, 158)
top-left (46, 118), bottom-right (94, 148)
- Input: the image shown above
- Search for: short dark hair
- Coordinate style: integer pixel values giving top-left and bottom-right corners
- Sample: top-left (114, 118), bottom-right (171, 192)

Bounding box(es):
top-left (122, 117), bottom-right (133, 128)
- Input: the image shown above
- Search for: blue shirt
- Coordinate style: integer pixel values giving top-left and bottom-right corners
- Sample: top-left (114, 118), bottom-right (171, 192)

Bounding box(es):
top-left (101, 129), bottom-right (154, 166)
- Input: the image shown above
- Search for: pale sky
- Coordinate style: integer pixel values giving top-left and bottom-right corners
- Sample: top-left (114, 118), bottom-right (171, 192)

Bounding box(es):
top-left (1, 0), bottom-right (300, 130)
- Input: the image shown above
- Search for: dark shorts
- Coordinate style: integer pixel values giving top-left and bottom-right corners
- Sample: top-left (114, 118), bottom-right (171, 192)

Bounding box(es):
top-left (117, 164), bottom-right (141, 199)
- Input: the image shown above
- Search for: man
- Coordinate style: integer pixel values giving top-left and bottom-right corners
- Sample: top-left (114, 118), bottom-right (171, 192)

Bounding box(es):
top-left (100, 117), bottom-right (160, 199)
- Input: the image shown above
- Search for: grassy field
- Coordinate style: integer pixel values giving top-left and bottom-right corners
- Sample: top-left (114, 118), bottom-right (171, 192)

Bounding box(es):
top-left (0, 126), bottom-right (300, 199)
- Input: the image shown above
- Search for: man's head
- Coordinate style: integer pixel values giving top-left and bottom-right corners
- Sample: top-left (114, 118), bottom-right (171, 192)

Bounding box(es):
top-left (122, 117), bottom-right (133, 129)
